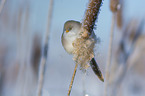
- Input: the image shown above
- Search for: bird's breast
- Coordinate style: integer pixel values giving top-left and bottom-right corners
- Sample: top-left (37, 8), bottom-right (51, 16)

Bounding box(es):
top-left (62, 35), bottom-right (77, 54)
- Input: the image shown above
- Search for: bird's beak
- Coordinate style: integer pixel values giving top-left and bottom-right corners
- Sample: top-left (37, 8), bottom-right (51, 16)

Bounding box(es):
top-left (66, 30), bottom-right (69, 33)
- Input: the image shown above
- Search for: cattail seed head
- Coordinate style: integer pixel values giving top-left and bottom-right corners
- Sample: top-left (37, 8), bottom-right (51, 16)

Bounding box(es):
top-left (82, 0), bottom-right (102, 38)
top-left (110, 0), bottom-right (120, 12)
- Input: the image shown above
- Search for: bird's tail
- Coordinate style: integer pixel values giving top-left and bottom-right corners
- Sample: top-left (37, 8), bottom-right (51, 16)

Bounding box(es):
top-left (90, 58), bottom-right (104, 82)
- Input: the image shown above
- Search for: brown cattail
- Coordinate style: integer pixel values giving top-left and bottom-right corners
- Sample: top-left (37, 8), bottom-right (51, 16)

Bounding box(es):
top-left (82, 0), bottom-right (102, 38)
top-left (110, 0), bottom-right (119, 13)
top-left (116, 0), bottom-right (123, 29)
top-left (116, 4), bottom-right (122, 28)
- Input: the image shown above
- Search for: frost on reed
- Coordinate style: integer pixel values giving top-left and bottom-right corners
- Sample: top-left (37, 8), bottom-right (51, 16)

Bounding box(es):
top-left (72, 0), bottom-right (102, 70)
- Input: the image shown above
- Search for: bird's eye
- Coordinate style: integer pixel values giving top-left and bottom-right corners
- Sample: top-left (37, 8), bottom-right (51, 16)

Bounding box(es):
top-left (66, 27), bottom-right (72, 33)
top-left (68, 27), bottom-right (72, 30)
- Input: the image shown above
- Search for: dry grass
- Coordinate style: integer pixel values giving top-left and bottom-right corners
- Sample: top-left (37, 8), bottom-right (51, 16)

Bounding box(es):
top-left (36, 0), bottom-right (54, 96)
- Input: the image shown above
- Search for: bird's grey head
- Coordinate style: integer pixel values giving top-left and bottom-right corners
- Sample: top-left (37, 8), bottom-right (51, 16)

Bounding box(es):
top-left (63, 20), bottom-right (81, 35)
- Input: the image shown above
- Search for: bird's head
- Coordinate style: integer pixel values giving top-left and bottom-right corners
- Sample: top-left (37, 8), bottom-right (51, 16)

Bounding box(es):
top-left (63, 20), bottom-right (81, 37)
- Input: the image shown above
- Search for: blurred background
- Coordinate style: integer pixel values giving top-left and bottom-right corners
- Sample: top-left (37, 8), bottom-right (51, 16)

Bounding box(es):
top-left (0, 0), bottom-right (145, 96)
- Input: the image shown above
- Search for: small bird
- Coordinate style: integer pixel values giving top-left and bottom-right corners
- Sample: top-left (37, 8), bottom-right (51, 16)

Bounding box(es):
top-left (61, 20), bottom-right (104, 82)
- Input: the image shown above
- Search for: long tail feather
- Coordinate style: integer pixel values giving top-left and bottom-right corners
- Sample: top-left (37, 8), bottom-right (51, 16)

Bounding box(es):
top-left (90, 58), bottom-right (104, 82)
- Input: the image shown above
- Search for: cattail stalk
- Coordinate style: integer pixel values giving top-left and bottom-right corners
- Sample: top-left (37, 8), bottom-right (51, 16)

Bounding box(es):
top-left (36, 0), bottom-right (54, 96)
top-left (67, 63), bottom-right (78, 96)
top-left (69, 0), bottom-right (103, 95)
top-left (82, 0), bottom-right (102, 38)
top-left (0, 0), bottom-right (6, 15)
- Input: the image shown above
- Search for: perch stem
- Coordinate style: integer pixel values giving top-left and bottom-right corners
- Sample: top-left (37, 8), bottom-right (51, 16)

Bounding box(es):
top-left (67, 63), bottom-right (78, 96)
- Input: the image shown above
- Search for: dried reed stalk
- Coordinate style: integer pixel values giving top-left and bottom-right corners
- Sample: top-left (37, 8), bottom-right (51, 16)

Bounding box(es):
top-left (36, 0), bottom-right (54, 96)
top-left (15, 6), bottom-right (29, 96)
top-left (16, 7), bottom-right (22, 60)
top-left (104, 14), bottom-right (116, 96)
top-left (0, 0), bottom-right (6, 15)
top-left (82, 0), bottom-right (102, 38)
top-left (22, 6), bottom-right (32, 95)
top-left (104, 0), bottom-right (120, 95)
top-left (110, 20), bottom-right (144, 96)
top-left (107, 19), bottom-right (134, 96)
